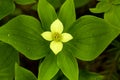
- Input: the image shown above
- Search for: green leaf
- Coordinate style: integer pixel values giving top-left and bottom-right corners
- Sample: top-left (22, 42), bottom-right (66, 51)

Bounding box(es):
top-left (15, 63), bottom-right (37, 80)
top-left (57, 51), bottom-right (78, 80)
top-left (104, 5), bottom-right (120, 31)
top-left (74, 0), bottom-right (90, 8)
top-left (47, 0), bottom-right (63, 9)
top-left (0, 0), bottom-right (15, 20)
top-left (0, 15), bottom-right (50, 60)
top-left (58, 0), bottom-right (76, 31)
top-left (0, 42), bottom-right (18, 80)
top-left (90, 1), bottom-right (111, 13)
top-left (68, 15), bottom-right (119, 61)
top-left (44, 0), bottom-right (90, 9)
top-left (112, 0), bottom-right (120, 4)
top-left (37, 0), bottom-right (57, 30)
top-left (47, 0), bottom-right (90, 9)
top-left (38, 53), bottom-right (59, 80)
top-left (51, 71), bottom-right (68, 80)
top-left (15, 0), bottom-right (36, 5)
top-left (79, 70), bottom-right (104, 80)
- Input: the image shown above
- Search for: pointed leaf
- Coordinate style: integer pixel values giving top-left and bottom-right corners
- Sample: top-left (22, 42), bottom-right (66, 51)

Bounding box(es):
top-left (0, 0), bottom-right (15, 20)
top-left (47, 0), bottom-right (63, 9)
top-left (15, 0), bottom-right (36, 5)
top-left (104, 5), bottom-right (120, 31)
top-left (90, 1), bottom-right (111, 13)
top-left (38, 53), bottom-right (59, 80)
top-left (68, 15), bottom-right (119, 61)
top-left (0, 42), bottom-right (18, 80)
top-left (37, 0), bottom-right (57, 30)
top-left (15, 64), bottom-right (37, 80)
top-left (58, 0), bottom-right (76, 31)
top-left (57, 51), bottom-right (78, 80)
top-left (0, 15), bottom-right (50, 60)
top-left (51, 70), bottom-right (68, 80)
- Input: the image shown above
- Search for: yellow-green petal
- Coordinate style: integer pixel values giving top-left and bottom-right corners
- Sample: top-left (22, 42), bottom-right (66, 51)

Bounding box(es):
top-left (41, 31), bottom-right (52, 41)
top-left (50, 41), bottom-right (63, 55)
top-left (61, 33), bottom-right (73, 42)
top-left (50, 19), bottom-right (63, 33)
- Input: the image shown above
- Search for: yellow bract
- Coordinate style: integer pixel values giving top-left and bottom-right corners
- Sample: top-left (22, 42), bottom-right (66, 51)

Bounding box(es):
top-left (41, 19), bottom-right (73, 55)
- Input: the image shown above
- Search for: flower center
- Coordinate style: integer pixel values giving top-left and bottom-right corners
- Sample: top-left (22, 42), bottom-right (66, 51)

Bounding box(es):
top-left (52, 32), bottom-right (62, 41)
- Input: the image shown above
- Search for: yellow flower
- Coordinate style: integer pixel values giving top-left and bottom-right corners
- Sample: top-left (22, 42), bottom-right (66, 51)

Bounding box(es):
top-left (41, 19), bottom-right (73, 55)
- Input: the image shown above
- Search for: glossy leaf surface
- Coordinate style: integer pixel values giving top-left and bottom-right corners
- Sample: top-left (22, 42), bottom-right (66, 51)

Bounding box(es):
top-left (57, 51), bottom-right (78, 80)
top-left (68, 15), bottom-right (119, 61)
top-left (37, 0), bottom-right (57, 30)
top-left (58, 0), bottom-right (76, 31)
top-left (90, 1), bottom-right (111, 13)
top-left (38, 53), bottom-right (59, 80)
top-left (0, 15), bottom-right (50, 60)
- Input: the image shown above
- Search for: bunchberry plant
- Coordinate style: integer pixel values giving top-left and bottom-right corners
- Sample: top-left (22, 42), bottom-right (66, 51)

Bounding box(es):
top-left (41, 19), bottom-right (73, 54)
top-left (0, 0), bottom-right (120, 80)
